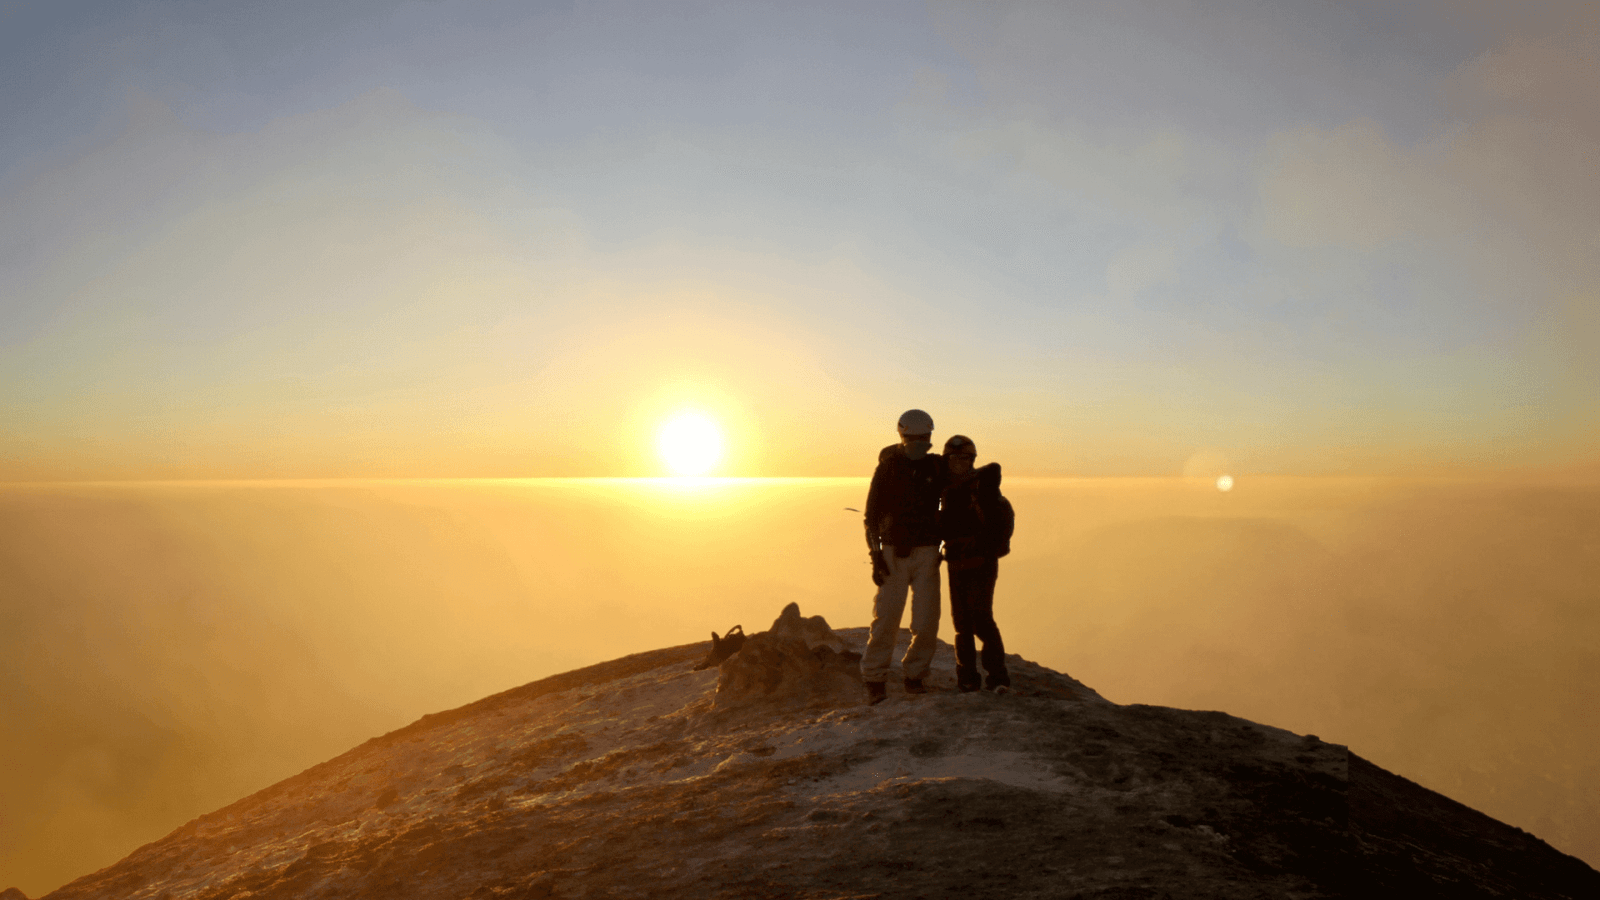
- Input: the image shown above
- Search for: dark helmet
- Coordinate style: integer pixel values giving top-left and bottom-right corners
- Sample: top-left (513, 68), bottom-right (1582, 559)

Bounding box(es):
top-left (943, 435), bottom-right (975, 457)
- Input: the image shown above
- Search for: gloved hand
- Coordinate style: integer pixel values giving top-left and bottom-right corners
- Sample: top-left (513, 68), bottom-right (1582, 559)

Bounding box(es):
top-left (869, 549), bottom-right (889, 586)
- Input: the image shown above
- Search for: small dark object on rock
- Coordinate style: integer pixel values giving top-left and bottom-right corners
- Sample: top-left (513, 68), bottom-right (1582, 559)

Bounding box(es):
top-left (693, 625), bottom-right (745, 671)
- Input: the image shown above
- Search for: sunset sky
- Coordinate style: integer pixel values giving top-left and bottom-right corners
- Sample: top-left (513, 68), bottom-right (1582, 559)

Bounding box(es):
top-left (3, 1), bottom-right (1597, 480)
top-left (6, 7), bottom-right (1600, 894)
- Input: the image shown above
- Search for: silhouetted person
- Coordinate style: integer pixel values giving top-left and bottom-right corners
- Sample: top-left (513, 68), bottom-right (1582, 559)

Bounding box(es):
top-left (939, 434), bottom-right (1013, 692)
top-left (861, 409), bottom-right (946, 705)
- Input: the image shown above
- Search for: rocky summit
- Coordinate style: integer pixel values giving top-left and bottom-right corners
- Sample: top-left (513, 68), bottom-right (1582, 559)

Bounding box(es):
top-left (22, 604), bottom-right (1599, 900)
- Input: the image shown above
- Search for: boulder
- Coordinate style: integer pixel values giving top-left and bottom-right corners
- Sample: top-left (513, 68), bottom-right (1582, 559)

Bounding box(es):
top-left (714, 603), bottom-right (861, 707)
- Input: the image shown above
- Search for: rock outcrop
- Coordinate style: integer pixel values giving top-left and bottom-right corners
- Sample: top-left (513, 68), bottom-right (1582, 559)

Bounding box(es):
top-left (713, 602), bottom-right (861, 707)
top-left (37, 606), bottom-right (1600, 899)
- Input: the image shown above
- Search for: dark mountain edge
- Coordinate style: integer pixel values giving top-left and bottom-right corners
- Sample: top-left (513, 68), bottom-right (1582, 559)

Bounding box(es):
top-left (1350, 754), bottom-right (1597, 896)
top-left (19, 613), bottom-right (1600, 900)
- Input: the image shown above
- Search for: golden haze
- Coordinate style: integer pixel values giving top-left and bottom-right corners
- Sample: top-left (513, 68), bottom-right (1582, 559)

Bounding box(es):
top-left (1, 476), bottom-right (1597, 896)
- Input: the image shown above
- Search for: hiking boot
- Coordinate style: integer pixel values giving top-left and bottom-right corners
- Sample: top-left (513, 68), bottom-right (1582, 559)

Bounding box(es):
top-left (903, 678), bottom-right (927, 694)
top-left (989, 684), bottom-right (1013, 696)
top-left (865, 681), bottom-right (888, 705)
top-left (957, 679), bottom-right (982, 693)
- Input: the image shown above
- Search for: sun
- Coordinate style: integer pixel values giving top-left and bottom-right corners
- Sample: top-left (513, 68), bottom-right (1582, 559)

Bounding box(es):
top-left (657, 410), bottom-right (725, 476)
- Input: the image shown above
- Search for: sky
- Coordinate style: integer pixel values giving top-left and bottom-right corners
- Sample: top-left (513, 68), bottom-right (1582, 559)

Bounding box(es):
top-left (2, 0), bottom-right (1598, 480)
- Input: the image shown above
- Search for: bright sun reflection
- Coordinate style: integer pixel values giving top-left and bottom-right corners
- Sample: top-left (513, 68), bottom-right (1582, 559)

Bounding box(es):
top-left (657, 410), bottom-right (725, 476)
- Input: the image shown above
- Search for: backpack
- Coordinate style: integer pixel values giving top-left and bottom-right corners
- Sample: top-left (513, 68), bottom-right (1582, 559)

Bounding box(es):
top-left (962, 461), bottom-right (1014, 558)
top-left (977, 492), bottom-right (1015, 558)
top-left (692, 625), bottom-right (745, 671)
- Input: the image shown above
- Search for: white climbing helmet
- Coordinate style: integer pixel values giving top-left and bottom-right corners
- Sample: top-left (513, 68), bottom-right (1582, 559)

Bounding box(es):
top-left (896, 409), bottom-right (934, 436)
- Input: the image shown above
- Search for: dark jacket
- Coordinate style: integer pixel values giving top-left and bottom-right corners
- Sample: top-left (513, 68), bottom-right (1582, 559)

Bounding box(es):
top-left (864, 444), bottom-right (946, 554)
top-left (939, 462), bottom-right (1013, 562)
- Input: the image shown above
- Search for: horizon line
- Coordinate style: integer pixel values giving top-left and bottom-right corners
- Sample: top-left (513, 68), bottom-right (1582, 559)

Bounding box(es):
top-left (2, 473), bottom-right (1582, 488)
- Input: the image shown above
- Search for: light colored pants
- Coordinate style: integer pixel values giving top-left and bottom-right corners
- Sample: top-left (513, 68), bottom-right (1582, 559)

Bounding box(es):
top-left (861, 544), bottom-right (942, 682)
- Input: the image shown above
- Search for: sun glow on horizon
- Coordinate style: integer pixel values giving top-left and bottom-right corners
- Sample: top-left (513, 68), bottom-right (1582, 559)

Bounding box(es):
top-left (657, 410), bottom-right (725, 477)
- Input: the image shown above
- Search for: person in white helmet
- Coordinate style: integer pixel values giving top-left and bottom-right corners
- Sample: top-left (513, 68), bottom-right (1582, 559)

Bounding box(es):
top-left (860, 408), bottom-right (947, 704)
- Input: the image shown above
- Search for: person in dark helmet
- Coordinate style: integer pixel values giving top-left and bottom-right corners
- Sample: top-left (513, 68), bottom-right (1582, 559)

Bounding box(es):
top-left (861, 408), bottom-right (948, 705)
top-left (939, 434), bottom-right (1014, 693)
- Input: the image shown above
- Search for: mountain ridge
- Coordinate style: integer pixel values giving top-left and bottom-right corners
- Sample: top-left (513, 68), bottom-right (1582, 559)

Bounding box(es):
top-left (22, 604), bottom-right (1599, 900)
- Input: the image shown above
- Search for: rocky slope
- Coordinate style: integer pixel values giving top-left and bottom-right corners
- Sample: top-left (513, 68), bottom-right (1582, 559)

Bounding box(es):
top-left (21, 604), bottom-right (1599, 900)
